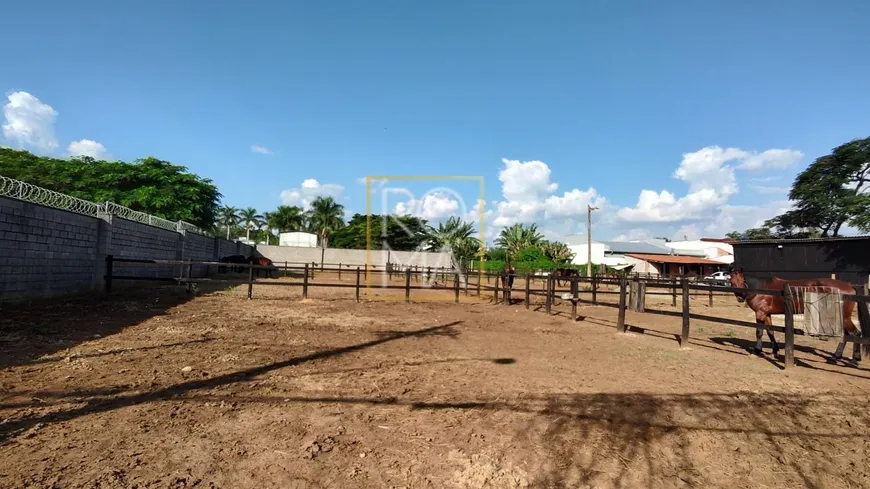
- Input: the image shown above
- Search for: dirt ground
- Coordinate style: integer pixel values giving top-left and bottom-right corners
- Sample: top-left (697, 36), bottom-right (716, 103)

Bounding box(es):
top-left (1, 272), bottom-right (869, 489)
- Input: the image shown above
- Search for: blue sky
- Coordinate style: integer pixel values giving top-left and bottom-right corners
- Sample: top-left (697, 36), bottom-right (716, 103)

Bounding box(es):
top-left (2, 1), bottom-right (869, 241)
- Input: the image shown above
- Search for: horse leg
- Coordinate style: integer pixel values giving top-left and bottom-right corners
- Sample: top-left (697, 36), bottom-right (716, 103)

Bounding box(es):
top-left (845, 304), bottom-right (862, 362)
top-left (833, 336), bottom-right (847, 360)
top-left (751, 308), bottom-right (770, 355)
top-left (765, 317), bottom-right (779, 358)
top-left (753, 322), bottom-right (765, 355)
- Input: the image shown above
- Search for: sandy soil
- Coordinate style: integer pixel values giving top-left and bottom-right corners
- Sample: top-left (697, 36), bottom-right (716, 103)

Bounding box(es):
top-left (1, 273), bottom-right (868, 489)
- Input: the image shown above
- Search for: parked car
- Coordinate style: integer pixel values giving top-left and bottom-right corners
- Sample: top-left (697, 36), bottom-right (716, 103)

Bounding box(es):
top-left (704, 271), bottom-right (731, 282)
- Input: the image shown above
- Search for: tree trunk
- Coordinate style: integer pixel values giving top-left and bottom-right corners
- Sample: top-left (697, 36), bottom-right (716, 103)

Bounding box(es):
top-left (832, 221), bottom-right (843, 237)
top-left (246, 225), bottom-right (251, 242)
top-left (226, 226), bottom-right (230, 240)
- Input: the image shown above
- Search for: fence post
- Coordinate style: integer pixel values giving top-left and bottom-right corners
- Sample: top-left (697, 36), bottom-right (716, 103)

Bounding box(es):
top-left (708, 283), bottom-right (713, 307)
top-left (405, 268), bottom-right (411, 303)
top-left (355, 267), bottom-right (361, 303)
top-left (454, 272), bottom-right (460, 303)
top-left (617, 273), bottom-right (627, 333)
top-left (672, 277), bottom-right (677, 307)
top-left (247, 263), bottom-right (254, 300)
top-left (303, 264), bottom-right (309, 299)
top-left (339, 263), bottom-right (342, 281)
top-left (545, 275), bottom-right (552, 315)
top-left (783, 286), bottom-right (795, 368)
top-left (186, 259), bottom-right (193, 293)
top-left (503, 273), bottom-right (511, 306)
top-left (464, 271), bottom-right (469, 296)
top-left (104, 254), bottom-right (114, 293)
top-left (680, 278), bottom-right (690, 347)
top-left (591, 273), bottom-right (597, 305)
top-left (494, 275), bottom-right (499, 303)
top-left (570, 277), bottom-right (578, 321)
top-left (477, 271), bottom-right (482, 297)
top-left (284, 261), bottom-right (288, 277)
top-left (525, 273), bottom-right (531, 309)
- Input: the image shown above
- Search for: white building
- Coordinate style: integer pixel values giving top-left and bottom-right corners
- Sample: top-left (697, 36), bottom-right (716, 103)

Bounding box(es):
top-left (564, 235), bottom-right (607, 266)
top-left (279, 231), bottom-right (318, 247)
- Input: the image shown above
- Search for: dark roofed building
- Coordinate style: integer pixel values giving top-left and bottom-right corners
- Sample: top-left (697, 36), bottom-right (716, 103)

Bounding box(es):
top-left (732, 235), bottom-right (870, 286)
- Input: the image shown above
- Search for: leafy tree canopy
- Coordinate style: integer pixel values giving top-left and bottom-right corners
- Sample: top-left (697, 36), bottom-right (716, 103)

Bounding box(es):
top-left (329, 213), bottom-right (428, 251)
top-left (0, 148), bottom-right (221, 229)
top-left (765, 136), bottom-right (870, 237)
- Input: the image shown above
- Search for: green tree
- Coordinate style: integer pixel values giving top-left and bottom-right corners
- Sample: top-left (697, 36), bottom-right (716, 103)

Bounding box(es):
top-left (765, 136), bottom-right (870, 236)
top-left (218, 206), bottom-right (240, 240)
top-left (0, 148), bottom-right (221, 228)
top-left (495, 223), bottom-right (544, 256)
top-left (306, 196), bottom-right (345, 248)
top-left (239, 207), bottom-right (264, 242)
top-left (330, 214), bottom-right (429, 250)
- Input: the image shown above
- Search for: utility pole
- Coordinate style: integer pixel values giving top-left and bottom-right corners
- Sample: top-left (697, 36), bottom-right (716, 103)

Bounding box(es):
top-left (587, 204), bottom-right (599, 277)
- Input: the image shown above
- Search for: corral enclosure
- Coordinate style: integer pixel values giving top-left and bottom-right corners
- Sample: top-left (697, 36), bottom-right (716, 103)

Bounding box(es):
top-left (1, 275), bottom-right (869, 488)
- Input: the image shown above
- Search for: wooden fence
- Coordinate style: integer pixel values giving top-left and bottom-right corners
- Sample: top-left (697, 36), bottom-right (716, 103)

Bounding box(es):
top-left (104, 255), bottom-right (870, 370)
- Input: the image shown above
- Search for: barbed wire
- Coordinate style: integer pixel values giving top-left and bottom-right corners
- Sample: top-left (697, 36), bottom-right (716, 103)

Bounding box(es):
top-left (0, 175), bottom-right (103, 216)
top-left (103, 202), bottom-right (178, 232)
top-left (0, 175), bottom-right (208, 235)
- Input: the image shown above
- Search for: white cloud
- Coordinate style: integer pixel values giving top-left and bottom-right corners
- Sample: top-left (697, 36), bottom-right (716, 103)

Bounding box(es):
top-left (617, 188), bottom-right (727, 223)
top-left (618, 145), bottom-right (799, 224)
top-left (499, 158), bottom-right (559, 202)
top-left (750, 175), bottom-right (783, 184)
top-left (2, 91), bottom-right (58, 153)
top-left (489, 158), bottom-right (604, 230)
top-left (749, 184), bottom-right (790, 195)
top-left (67, 139), bottom-right (110, 160)
top-left (738, 149), bottom-right (803, 171)
top-left (280, 179), bottom-right (345, 207)
top-left (612, 229), bottom-right (652, 242)
top-left (544, 188), bottom-right (605, 219)
top-left (251, 144), bottom-right (272, 155)
top-left (394, 192), bottom-right (460, 220)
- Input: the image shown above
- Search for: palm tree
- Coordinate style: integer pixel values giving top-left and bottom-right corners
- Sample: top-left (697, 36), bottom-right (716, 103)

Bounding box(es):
top-left (541, 240), bottom-right (575, 264)
top-left (218, 206), bottom-right (240, 240)
top-left (425, 216), bottom-right (475, 250)
top-left (267, 205), bottom-right (306, 234)
top-left (240, 207), bottom-right (264, 242)
top-left (306, 196), bottom-right (345, 249)
top-left (424, 217), bottom-right (481, 270)
top-left (495, 223), bottom-right (544, 256)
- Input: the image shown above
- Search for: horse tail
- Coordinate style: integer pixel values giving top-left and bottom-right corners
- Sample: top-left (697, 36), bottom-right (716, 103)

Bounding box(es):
top-left (857, 298), bottom-right (870, 358)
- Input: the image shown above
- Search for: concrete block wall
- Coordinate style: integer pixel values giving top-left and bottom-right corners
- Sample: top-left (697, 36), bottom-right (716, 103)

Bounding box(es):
top-left (0, 197), bottom-right (100, 302)
top-left (256, 245), bottom-right (453, 269)
top-left (181, 231), bottom-right (217, 278)
top-left (109, 217), bottom-right (182, 280)
top-left (0, 197), bottom-right (250, 302)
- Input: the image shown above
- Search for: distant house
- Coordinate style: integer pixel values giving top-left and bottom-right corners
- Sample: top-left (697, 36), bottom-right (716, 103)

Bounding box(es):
top-left (565, 234), bottom-right (729, 276)
top-left (665, 239), bottom-right (734, 265)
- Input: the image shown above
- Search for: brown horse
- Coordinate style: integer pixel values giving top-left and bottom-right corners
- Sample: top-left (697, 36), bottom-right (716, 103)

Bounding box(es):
top-left (247, 255), bottom-right (276, 278)
top-left (729, 269), bottom-right (867, 361)
top-left (501, 256), bottom-right (515, 299)
top-left (554, 267), bottom-right (580, 287)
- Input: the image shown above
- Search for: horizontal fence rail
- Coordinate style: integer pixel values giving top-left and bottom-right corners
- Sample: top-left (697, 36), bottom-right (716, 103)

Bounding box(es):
top-left (104, 256), bottom-right (870, 370)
